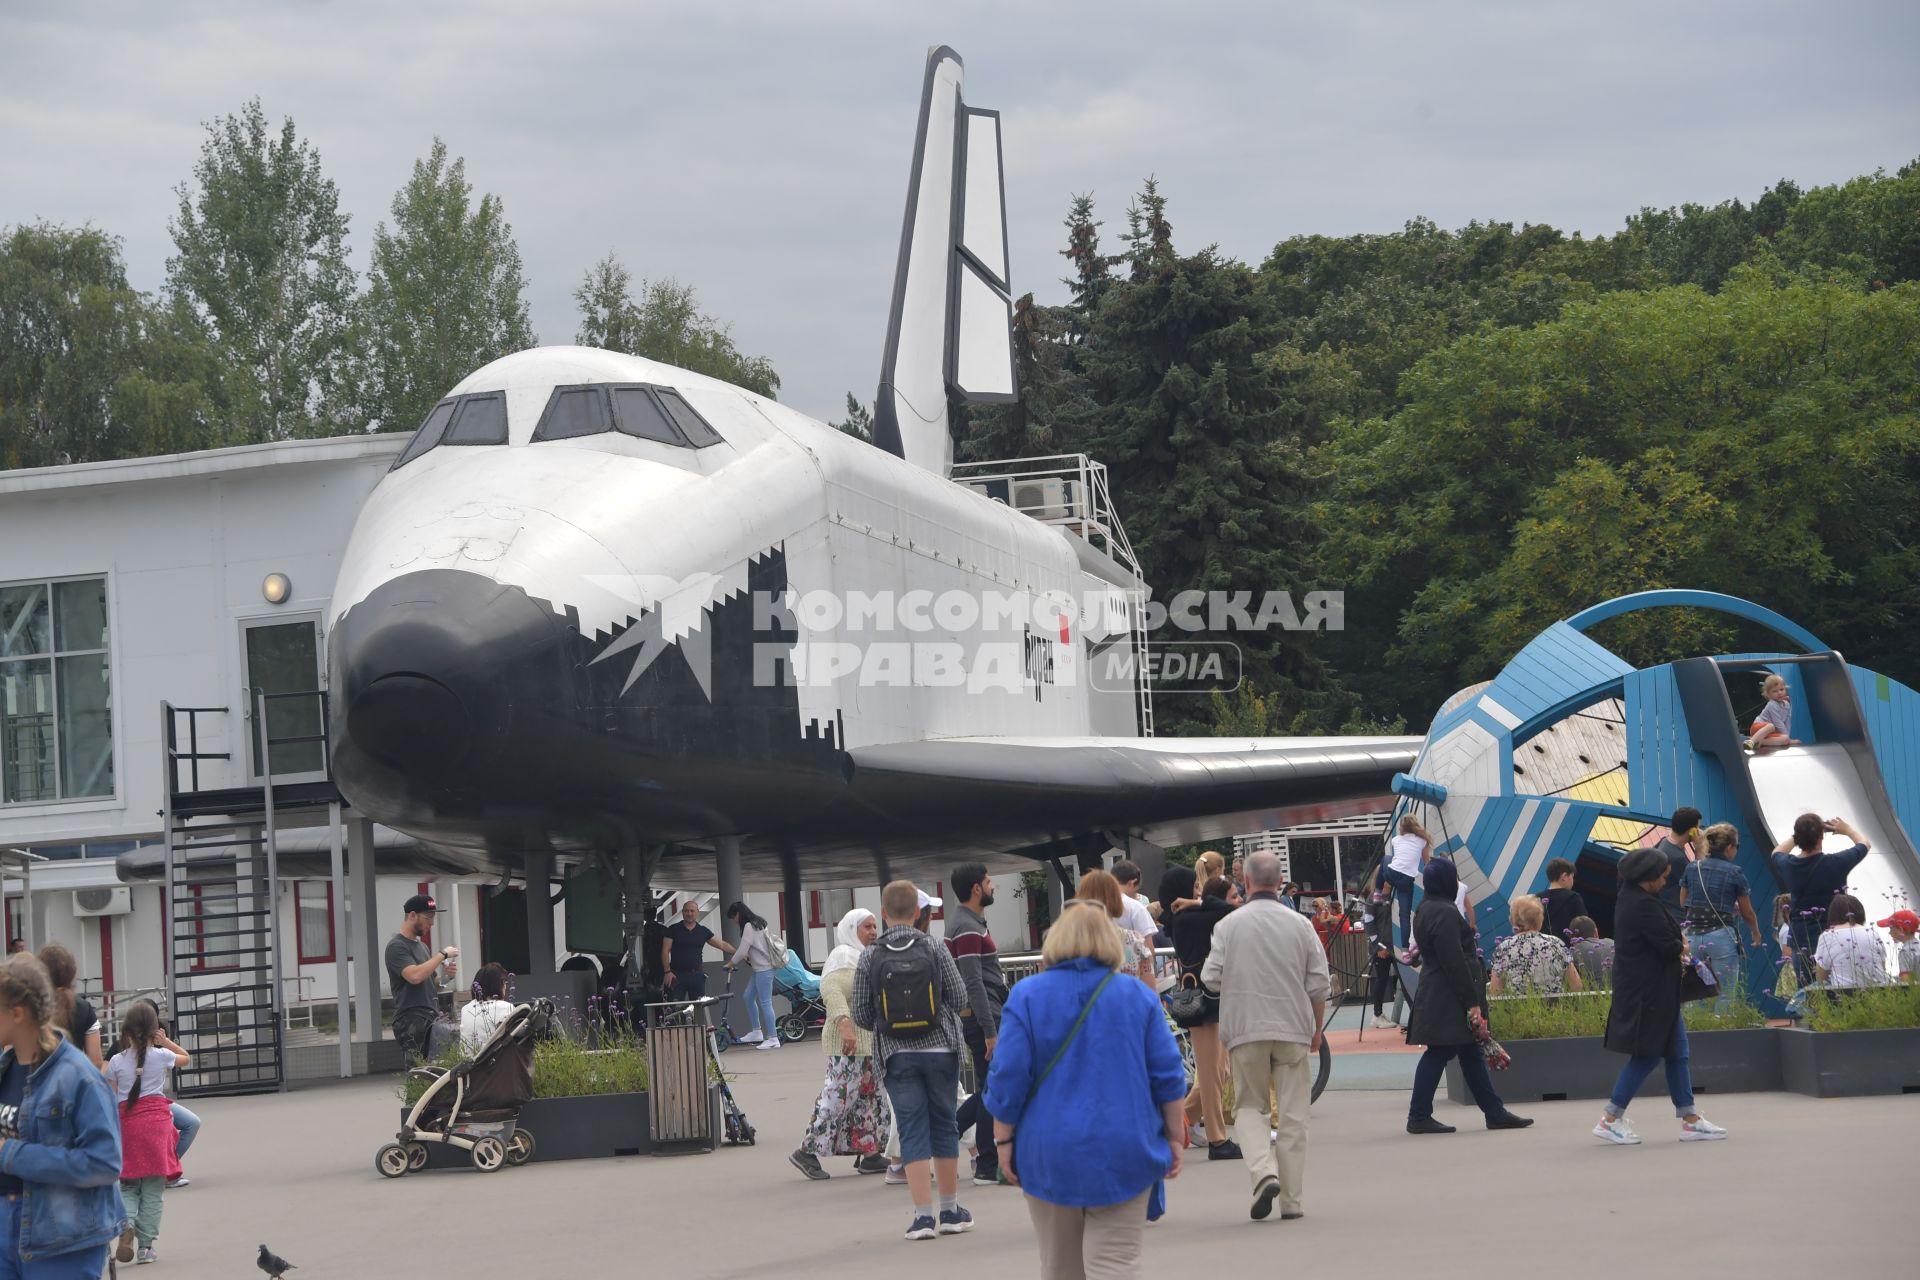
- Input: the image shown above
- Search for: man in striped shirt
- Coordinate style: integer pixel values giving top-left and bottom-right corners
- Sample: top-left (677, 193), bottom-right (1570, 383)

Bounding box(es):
top-left (946, 863), bottom-right (1008, 1186)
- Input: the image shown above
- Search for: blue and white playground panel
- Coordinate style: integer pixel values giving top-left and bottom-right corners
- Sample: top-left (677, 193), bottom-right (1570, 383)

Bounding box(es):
top-left (1390, 590), bottom-right (1920, 1009)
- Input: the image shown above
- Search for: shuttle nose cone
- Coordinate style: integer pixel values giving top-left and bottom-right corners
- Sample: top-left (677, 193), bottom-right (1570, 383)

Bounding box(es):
top-left (348, 674), bottom-right (469, 768)
top-left (330, 569), bottom-right (565, 787)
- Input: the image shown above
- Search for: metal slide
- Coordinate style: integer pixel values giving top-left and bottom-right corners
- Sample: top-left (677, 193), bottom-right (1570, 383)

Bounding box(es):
top-left (1749, 744), bottom-right (1916, 972)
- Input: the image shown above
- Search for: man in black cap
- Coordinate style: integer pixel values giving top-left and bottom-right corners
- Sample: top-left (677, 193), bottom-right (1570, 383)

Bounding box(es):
top-left (386, 893), bottom-right (457, 1060)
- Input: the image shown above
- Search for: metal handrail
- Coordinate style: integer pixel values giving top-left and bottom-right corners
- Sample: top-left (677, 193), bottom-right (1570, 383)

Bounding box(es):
top-left (162, 703), bottom-right (232, 798)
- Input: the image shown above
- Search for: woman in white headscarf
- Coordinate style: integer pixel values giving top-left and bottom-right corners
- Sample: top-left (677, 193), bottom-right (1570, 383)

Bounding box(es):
top-left (789, 908), bottom-right (892, 1180)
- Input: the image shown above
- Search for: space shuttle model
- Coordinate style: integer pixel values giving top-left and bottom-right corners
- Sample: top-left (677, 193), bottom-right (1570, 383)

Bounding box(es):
top-left (324, 47), bottom-right (1420, 891)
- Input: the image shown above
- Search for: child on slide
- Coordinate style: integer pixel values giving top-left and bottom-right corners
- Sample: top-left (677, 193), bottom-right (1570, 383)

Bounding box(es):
top-left (1749, 673), bottom-right (1800, 751)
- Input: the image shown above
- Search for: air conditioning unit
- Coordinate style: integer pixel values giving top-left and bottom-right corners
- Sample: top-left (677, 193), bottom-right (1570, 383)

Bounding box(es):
top-left (73, 886), bottom-right (131, 917)
top-left (961, 477), bottom-right (1012, 506)
top-left (1011, 478), bottom-right (1074, 521)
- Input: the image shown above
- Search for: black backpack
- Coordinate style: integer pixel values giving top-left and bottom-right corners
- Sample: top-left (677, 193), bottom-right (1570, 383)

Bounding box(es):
top-left (872, 933), bottom-right (940, 1036)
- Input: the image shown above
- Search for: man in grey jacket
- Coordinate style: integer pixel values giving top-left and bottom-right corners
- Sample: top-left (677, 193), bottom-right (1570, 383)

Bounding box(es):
top-left (1202, 851), bottom-right (1329, 1223)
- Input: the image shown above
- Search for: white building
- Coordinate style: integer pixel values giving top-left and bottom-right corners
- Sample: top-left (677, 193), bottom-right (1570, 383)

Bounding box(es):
top-left (0, 434), bottom-right (1032, 1079)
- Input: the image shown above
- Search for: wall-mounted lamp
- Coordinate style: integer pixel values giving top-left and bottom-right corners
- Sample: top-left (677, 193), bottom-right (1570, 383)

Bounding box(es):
top-left (262, 573), bottom-right (292, 605)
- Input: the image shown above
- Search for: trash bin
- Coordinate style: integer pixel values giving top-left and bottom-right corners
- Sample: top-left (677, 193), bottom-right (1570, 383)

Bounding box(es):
top-left (645, 1001), bottom-right (716, 1154)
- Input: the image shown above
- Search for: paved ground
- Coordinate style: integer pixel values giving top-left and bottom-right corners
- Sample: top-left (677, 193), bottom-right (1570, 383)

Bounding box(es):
top-left (162, 1033), bottom-right (1907, 1278)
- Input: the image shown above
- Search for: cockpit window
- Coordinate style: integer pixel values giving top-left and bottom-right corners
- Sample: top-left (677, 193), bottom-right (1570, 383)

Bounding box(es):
top-left (655, 389), bottom-right (724, 447)
top-left (612, 387), bottom-right (683, 445)
top-left (532, 382), bottom-right (726, 449)
top-left (533, 386), bottom-right (613, 441)
top-left (392, 399), bottom-right (456, 470)
top-left (442, 391), bottom-right (508, 445)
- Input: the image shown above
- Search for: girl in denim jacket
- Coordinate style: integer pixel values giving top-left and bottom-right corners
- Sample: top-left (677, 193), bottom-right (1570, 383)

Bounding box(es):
top-left (0, 952), bottom-right (126, 1278)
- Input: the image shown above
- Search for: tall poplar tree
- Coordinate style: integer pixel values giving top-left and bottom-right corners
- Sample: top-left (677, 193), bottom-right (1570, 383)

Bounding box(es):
top-left (166, 100), bottom-right (357, 440)
top-left (573, 251), bottom-right (780, 398)
top-left (356, 139), bottom-right (535, 433)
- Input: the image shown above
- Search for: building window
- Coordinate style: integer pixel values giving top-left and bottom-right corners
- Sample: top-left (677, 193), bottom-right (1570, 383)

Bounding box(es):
top-left (3, 898), bottom-right (18, 949)
top-left (818, 888), bottom-right (854, 931)
top-left (189, 884), bottom-right (240, 974)
top-left (1287, 837), bottom-right (1338, 897)
top-left (0, 577), bottom-right (112, 804)
top-left (244, 619), bottom-right (323, 778)
top-left (295, 881), bottom-right (335, 964)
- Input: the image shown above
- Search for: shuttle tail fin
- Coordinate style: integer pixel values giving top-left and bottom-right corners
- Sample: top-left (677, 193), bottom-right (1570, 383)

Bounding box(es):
top-left (873, 46), bottom-right (1017, 476)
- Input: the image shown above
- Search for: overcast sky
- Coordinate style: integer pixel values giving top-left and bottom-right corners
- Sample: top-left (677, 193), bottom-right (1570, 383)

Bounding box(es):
top-left (4, 1), bottom-right (1917, 423)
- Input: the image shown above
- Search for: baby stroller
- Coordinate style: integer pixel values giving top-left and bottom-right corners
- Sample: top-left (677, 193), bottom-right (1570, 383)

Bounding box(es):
top-left (377, 1004), bottom-right (539, 1176)
top-left (773, 951), bottom-right (826, 1043)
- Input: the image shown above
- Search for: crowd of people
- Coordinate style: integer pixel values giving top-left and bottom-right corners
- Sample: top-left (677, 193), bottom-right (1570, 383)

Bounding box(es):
top-left (798, 852), bottom-right (1334, 1272)
top-left (356, 798), bottom-right (1908, 1278)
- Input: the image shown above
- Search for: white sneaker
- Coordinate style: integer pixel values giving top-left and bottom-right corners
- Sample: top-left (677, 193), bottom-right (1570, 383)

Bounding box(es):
top-left (756, 1038), bottom-right (781, 1050)
top-left (1679, 1116), bottom-right (1727, 1141)
top-left (1593, 1116), bottom-right (1641, 1145)
top-left (738, 1029), bottom-right (764, 1044)
top-left (1372, 1016), bottom-right (1398, 1030)
top-left (1188, 1123), bottom-right (1206, 1147)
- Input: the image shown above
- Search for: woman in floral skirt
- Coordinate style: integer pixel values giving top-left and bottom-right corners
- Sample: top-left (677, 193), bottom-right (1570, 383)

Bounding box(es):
top-left (789, 909), bottom-right (892, 1179)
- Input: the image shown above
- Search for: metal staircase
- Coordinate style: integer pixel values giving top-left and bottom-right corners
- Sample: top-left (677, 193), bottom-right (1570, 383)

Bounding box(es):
top-left (159, 690), bottom-right (337, 1096)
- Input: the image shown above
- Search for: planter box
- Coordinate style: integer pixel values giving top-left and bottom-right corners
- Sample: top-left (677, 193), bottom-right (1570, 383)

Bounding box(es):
top-left (1777, 1027), bottom-right (1920, 1098)
top-left (1444, 1028), bottom-right (1781, 1106)
top-left (402, 1085), bottom-right (722, 1167)
top-left (520, 1092), bottom-right (651, 1160)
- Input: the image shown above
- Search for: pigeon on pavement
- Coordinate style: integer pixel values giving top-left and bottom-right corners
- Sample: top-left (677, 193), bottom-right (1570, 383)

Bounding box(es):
top-left (258, 1243), bottom-right (297, 1278)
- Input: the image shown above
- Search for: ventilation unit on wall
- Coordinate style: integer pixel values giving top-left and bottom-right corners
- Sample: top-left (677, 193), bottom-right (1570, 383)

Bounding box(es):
top-left (72, 886), bottom-right (131, 917)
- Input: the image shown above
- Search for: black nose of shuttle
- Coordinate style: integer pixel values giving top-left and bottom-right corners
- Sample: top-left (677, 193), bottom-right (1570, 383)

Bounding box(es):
top-left (330, 569), bottom-right (560, 781)
top-left (347, 673), bottom-right (469, 767)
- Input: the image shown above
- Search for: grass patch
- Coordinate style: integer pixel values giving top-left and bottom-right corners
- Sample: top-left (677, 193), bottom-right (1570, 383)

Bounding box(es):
top-left (532, 1033), bottom-right (650, 1099)
top-left (1801, 982), bottom-right (1920, 1032)
top-left (1488, 992), bottom-right (1611, 1040)
top-left (1486, 991), bottom-right (1763, 1040)
top-left (397, 1033), bottom-right (653, 1105)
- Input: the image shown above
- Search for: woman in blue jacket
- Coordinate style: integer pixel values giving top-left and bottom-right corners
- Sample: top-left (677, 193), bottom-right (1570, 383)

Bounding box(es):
top-left (985, 901), bottom-right (1187, 1280)
top-left (0, 951), bottom-right (126, 1278)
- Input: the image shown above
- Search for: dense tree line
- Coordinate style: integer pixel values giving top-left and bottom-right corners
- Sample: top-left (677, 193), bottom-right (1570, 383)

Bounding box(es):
top-left (951, 160), bottom-right (1920, 735)
top-left (0, 100), bottom-right (778, 468)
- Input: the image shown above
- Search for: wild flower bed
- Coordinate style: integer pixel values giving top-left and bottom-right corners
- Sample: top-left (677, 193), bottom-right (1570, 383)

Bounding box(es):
top-left (399, 1033), bottom-right (651, 1106)
top-left (1486, 991), bottom-right (1763, 1041)
top-left (1800, 982), bottom-right (1920, 1032)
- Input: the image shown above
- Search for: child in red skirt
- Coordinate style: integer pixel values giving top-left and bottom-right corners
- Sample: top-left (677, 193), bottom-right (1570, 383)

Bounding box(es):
top-left (105, 1002), bottom-right (190, 1265)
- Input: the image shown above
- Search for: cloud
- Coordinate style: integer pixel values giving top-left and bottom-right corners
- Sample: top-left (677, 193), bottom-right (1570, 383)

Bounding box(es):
top-left (3, 0), bottom-right (1917, 424)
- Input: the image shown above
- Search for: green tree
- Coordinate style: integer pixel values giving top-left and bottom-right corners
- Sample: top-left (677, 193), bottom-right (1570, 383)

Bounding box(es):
top-left (0, 223), bottom-right (220, 469)
top-left (356, 138), bottom-right (535, 433)
top-left (1317, 273), bottom-right (1920, 715)
top-left (166, 100), bottom-right (357, 441)
top-left (572, 253), bottom-right (779, 398)
top-left (954, 294), bottom-right (1067, 461)
top-left (574, 252), bottom-right (645, 352)
top-left (831, 393), bottom-right (872, 441)
top-left (1070, 182), bottom-right (1339, 732)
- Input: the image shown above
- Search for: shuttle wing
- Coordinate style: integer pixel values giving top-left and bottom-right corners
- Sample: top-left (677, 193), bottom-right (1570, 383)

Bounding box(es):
top-left (844, 734), bottom-right (1424, 852)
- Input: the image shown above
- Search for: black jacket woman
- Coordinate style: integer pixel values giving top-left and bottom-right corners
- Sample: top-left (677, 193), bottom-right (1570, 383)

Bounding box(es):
top-left (1404, 859), bottom-right (1531, 1134)
top-left (1594, 848), bottom-right (1727, 1145)
top-left (1161, 868), bottom-right (1240, 1160)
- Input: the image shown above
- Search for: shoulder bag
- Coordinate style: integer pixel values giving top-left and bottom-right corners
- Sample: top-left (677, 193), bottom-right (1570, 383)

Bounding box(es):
top-left (1678, 955), bottom-right (1720, 1003)
top-left (1166, 973), bottom-right (1213, 1028)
